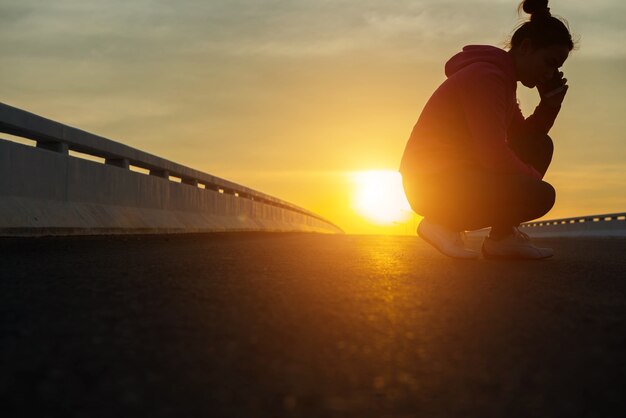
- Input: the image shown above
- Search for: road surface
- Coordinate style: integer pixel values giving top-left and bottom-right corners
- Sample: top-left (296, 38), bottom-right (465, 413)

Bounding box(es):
top-left (1, 233), bottom-right (625, 417)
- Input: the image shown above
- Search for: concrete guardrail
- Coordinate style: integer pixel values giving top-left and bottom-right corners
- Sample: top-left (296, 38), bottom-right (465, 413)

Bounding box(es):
top-left (465, 212), bottom-right (626, 239)
top-left (0, 102), bottom-right (343, 236)
top-left (519, 212), bottom-right (626, 237)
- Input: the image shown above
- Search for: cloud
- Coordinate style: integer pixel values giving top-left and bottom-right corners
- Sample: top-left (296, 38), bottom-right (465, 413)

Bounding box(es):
top-left (3, 0), bottom-right (623, 65)
top-left (0, 0), bottom-right (509, 62)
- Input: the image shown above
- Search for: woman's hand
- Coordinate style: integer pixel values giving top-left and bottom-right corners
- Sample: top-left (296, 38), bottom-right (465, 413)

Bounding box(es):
top-left (537, 71), bottom-right (568, 107)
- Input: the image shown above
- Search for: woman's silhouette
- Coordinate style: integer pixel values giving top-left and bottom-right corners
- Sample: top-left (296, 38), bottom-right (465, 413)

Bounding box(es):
top-left (400, 0), bottom-right (574, 259)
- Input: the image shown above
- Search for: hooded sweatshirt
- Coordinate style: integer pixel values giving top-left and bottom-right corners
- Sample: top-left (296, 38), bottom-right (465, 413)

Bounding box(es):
top-left (400, 45), bottom-right (561, 180)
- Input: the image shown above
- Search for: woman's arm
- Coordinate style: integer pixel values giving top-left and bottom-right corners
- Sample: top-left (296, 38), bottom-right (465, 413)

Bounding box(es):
top-left (508, 71), bottom-right (568, 139)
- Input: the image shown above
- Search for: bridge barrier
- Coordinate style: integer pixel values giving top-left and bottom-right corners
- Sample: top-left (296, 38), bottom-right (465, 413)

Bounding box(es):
top-left (0, 102), bottom-right (343, 236)
top-left (519, 212), bottom-right (626, 238)
top-left (465, 212), bottom-right (626, 239)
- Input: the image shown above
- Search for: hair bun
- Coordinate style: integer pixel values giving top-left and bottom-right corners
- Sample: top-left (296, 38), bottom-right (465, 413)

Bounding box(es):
top-left (522, 0), bottom-right (551, 17)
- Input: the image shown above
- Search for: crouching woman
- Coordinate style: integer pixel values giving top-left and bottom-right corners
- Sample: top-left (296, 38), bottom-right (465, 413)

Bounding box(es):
top-left (400, 0), bottom-right (575, 259)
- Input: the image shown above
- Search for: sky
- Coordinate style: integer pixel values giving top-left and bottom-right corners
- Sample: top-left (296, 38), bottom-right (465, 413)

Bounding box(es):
top-left (2, 0), bottom-right (625, 234)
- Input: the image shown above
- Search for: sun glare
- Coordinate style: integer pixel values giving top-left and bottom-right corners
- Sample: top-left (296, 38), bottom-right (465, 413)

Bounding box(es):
top-left (352, 170), bottom-right (413, 225)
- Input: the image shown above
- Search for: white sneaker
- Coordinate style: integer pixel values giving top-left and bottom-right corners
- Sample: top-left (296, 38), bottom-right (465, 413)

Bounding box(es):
top-left (417, 218), bottom-right (479, 259)
top-left (482, 227), bottom-right (554, 259)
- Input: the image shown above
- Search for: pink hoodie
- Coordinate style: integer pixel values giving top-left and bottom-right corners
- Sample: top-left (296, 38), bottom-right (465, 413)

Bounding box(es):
top-left (400, 45), bottom-right (560, 180)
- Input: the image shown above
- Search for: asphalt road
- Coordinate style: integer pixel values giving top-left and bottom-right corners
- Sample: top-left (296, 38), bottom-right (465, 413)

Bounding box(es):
top-left (1, 233), bottom-right (625, 417)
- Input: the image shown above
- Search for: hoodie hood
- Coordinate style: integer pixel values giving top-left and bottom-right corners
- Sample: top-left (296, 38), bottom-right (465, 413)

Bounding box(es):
top-left (444, 45), bottom-right (515, 79)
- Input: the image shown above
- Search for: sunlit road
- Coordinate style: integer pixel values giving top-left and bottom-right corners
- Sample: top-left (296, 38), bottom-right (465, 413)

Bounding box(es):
top-left (1, 233), bottom-right (625, 417)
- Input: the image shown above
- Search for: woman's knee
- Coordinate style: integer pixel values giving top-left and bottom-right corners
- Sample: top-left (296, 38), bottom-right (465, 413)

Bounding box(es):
top-left (509, 134), bottom-right (554, 176)
top-left (542, 134), bottom-right (554, 161)
top-left (535, 134), bottom-right (554, 176)
top-left (538, 180), bottom-right (556, 215)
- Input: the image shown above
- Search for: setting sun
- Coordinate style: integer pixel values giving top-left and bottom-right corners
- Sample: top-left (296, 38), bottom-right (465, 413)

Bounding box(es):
top-left (352, 170), bottom-right (413, 225)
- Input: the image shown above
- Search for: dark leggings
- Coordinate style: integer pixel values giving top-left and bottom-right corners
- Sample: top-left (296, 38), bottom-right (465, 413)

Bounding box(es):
top-left (402, 134), bottom-right (556, 233)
